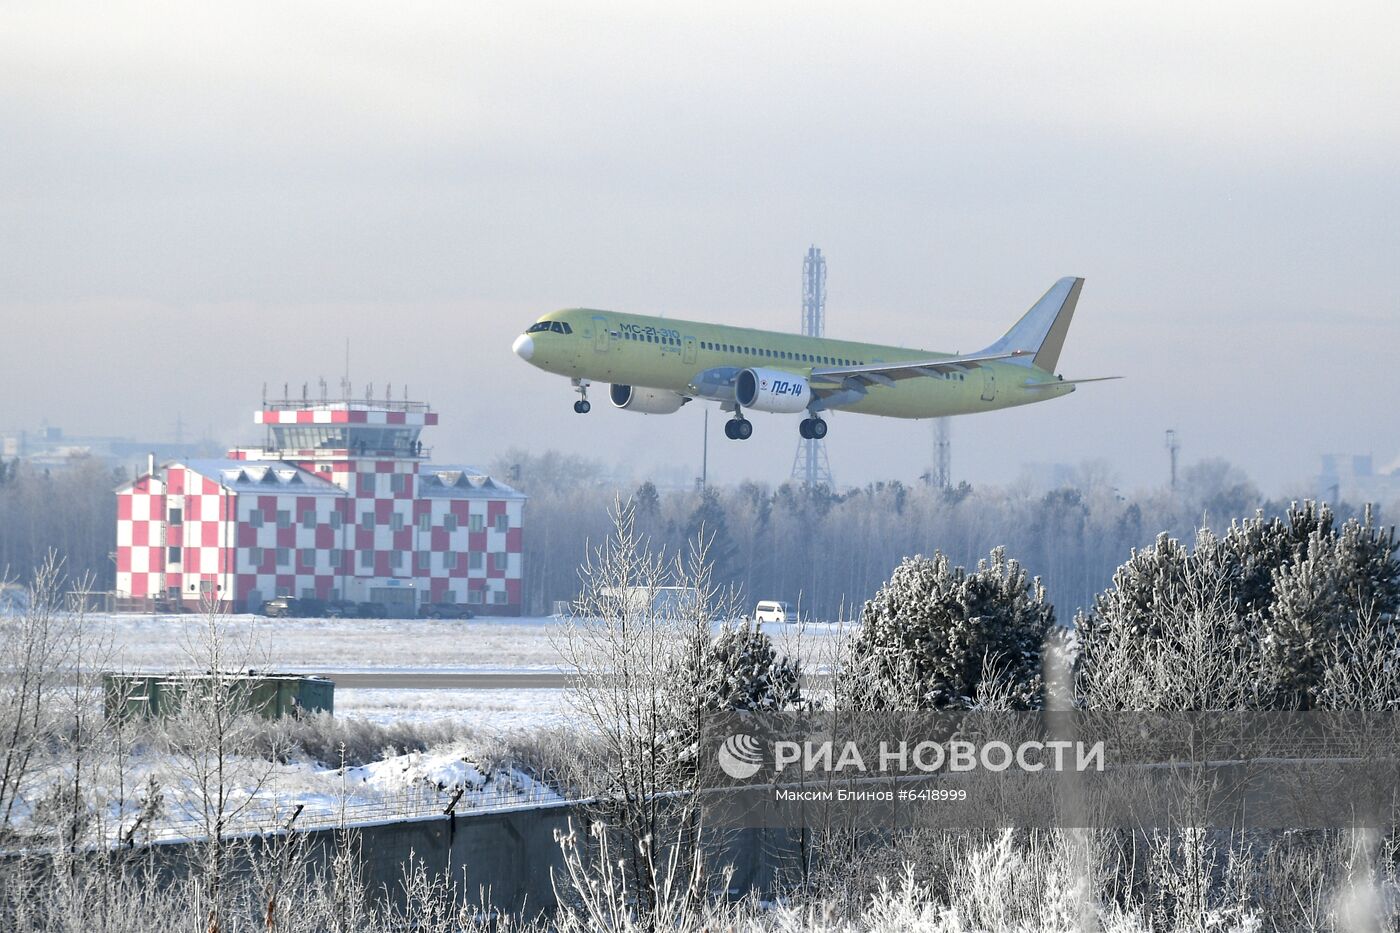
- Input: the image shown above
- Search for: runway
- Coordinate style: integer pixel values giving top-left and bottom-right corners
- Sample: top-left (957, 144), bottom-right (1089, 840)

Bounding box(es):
top-left (318, 670), bottom-right (832, 690)
top-left (318, 671), bottom-right (575, 689)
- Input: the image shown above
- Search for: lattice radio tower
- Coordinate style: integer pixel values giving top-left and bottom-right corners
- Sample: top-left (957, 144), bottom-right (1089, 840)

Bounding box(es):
top-left (932, 418), bottom-right (951, 488)
top-left (791, 246), bottom-right (834, 488)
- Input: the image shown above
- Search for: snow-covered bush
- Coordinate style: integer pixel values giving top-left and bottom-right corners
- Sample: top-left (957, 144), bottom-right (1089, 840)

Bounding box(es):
top-left (255, 712), bottom-right (475, 768)
top-left (839, 548), bottom-right (1055, 710)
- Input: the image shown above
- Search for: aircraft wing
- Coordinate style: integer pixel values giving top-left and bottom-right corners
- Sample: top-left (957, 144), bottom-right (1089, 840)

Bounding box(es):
top-left (809, 350), bottom-right (1031, 386)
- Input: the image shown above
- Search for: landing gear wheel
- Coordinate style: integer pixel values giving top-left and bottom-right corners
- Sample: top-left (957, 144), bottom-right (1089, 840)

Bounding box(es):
top-left (735, 418), bottom-right (753, 440)
top-left (810, 418), bottom-right (827, 439)
top-left (573, 400), bottom-right (591, 414)
top-left (799, 419), bottom-right (813, 439)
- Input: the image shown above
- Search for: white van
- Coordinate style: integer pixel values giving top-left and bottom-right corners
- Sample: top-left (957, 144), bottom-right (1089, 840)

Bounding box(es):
top-left (754, 600), bottom-right (797, 624)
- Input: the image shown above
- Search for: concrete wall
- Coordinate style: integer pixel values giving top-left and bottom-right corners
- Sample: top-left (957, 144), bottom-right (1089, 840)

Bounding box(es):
top-left (144, 801), bottom-right (800, 919)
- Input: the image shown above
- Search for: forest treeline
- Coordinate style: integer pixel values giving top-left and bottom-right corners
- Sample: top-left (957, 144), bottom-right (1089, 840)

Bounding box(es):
top-left (0, 448), bottom-right (1374, 619)
top-left (0, 457), bottom-right (121, 591)
top-left (495, 448), bottom-right (1366, 618)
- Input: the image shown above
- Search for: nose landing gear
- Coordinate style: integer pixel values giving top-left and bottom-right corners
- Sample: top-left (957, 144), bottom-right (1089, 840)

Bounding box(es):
top-left (799, 417), bottom-right (827, 439)
top-left (572, 379), bottom-right (591, 414)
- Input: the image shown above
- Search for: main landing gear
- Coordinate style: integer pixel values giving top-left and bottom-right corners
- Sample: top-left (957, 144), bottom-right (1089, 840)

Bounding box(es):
top-left (724, 405), bottom-right (752, 440)
top-left (572, 379), bottom-right (591, 414)
top-left (798, 417), bottom-right (827, 439)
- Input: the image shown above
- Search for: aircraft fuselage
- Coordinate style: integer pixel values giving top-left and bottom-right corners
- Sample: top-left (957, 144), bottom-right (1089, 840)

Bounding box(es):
top-left (514, 308), bottom-right (1074, 419)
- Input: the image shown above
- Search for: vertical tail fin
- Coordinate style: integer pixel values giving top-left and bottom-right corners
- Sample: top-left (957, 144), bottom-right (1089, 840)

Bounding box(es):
top-left (976, 277), bottom-right (1085, 373)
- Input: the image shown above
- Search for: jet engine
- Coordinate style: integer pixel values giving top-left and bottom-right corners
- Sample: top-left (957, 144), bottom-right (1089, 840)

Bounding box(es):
top-left (609, 384), bottom-right (689, 414)
top-left (735, 368), bottom-right (812, 413)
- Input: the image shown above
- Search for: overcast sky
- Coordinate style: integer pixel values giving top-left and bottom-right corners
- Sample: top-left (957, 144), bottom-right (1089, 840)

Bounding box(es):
top-left (3, 1), bottom-right (1398, 494)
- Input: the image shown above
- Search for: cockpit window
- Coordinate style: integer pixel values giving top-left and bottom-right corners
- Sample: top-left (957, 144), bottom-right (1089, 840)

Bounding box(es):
top-left (527, 321), bottom-right (573, 335)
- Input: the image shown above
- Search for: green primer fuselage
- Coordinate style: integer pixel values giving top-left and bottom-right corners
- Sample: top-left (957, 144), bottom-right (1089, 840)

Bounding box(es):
top-left (523, 308), bottom-right (1075, 419)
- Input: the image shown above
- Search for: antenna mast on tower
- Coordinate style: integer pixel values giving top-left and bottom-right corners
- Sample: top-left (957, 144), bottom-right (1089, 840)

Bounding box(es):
top-left (791, 245), bottom-right (834, 488)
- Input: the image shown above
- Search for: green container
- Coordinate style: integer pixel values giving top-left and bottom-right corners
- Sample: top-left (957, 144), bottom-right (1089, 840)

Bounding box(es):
top-left (103, 672), bottom-right (334, 721)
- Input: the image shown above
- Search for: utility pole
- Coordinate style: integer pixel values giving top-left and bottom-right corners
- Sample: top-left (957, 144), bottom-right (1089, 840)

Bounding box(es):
top-left (700, 409), bottom-right (709, 491)
top-left (1165, 429), bottom-right (1180, 491)
top-left (790, 245), bottom-right (834, 488)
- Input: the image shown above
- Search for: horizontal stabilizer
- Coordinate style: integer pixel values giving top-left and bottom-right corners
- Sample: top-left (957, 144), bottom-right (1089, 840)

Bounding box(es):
top-left (1023, 376), bottom-right (1122, 389)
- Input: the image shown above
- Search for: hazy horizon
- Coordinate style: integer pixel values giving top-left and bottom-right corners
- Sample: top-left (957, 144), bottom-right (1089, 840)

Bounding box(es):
top-left (4, 2), bottom-right (1398, 496)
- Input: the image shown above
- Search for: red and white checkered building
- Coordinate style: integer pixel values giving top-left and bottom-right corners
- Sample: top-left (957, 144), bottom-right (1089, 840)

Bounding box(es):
top-left (114, 400), bottom-right (525, 615)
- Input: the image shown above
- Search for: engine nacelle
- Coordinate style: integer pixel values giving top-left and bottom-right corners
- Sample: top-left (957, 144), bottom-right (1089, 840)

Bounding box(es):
top-left (735, 368), bottom-right (812, 413)
top-left (609, 384), bottom-right (688, 414)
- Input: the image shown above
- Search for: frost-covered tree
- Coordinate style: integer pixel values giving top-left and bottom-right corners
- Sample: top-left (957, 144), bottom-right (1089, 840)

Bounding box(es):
top-left (1262, 506), bottom-right (1399, 707)
top-left (555, 503), bottom-right (741, 918)
top-left (1074, 539), bottom-right (1273, 710)
top-left (668, 621), bottom-right (801, 716)
top-left (840, 548), bottom-right (1055, 710)
top-left (1077, 501), bottom-right (1399, 710)
top-left (0, 556), bottom-right (77, 842)
top-left (659, 619), bottom-right (802, 802)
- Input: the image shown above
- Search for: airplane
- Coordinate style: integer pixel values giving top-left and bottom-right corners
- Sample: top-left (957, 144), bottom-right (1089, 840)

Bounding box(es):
top-left (511, 276), bottom-right (1116, 441)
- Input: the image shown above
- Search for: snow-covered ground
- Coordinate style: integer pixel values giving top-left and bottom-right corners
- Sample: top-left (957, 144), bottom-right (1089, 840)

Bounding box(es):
top-left (11, 614), bottom-right (849, 842)
top-left (17, 741), bottom-right (565, 845)
top-left (91, 613), bottom-right (570, 674)
top-left (78, 612), bottom-right (845, 732)
top-left (88, 612), bottom-right (846, 677)
top-left (335, 687), bottom-right (575, 730)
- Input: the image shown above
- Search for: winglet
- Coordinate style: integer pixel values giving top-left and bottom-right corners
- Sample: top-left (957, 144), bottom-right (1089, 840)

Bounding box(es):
top-left (977, 277), bottom-right (1085, 373)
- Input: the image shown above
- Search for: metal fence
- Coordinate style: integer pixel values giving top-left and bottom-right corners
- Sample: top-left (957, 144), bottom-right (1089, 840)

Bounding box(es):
top-left (65, 590), bottom-right (116, 613)
top-left (124, 780), bottom-right (570, 846)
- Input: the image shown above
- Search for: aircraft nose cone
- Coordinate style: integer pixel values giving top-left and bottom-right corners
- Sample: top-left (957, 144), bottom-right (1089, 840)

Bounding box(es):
top-left (512, 333), bottom-right (534, 361)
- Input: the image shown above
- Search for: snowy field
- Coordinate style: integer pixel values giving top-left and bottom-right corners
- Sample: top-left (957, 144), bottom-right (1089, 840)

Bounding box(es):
top-left (335, 687), bottom-right (576, 730)
top-left (29, 614), bottom-right (845, 840)
top-left (91, 613), bottom-right (570, 673)
top-left (88, 612), bottom-right (846, 675)
top-left (81, 612), bottom-right (847, 731)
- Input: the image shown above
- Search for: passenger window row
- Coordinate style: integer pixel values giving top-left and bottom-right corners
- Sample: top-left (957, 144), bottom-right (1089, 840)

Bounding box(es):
top-left (698, 340), bottom-right (862, 367)
top-left (623, 331), bottom-right (681, 346)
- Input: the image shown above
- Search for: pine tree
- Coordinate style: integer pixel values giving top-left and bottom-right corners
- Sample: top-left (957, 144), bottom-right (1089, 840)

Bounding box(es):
top-left (633, 480), bottom-right (660, 517)
top-left (684, 489), bottom-right (739, 582)
top-left (1077, 501), bottom-right (1400, 710)
top-left (691, 621), bottom-right (801, 712)
top-left (661, 620), bottom-right (802, 779)
top-left (840, 548), bottom-right (1055, 710)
